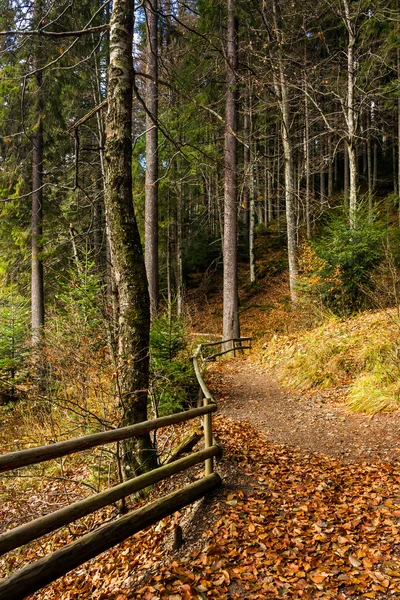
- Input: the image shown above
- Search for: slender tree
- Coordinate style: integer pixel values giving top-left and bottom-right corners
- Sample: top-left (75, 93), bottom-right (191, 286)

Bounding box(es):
top-left (144, 0), bottom-right (159, 319)
top-left (223, 0), bottom-right (240, 344)
top-left (31, 0), bottom-right (45, 346)
top-left (104, 0), bottom-right (156, 475)
top-left (268, 0), bottom-right (299, 303)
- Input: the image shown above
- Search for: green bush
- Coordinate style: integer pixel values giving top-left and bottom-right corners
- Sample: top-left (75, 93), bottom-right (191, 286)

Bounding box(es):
top-left (0, 286), bottom-right (29, 401)
top-left (301, 206), bottom-right (385, 315)
top-left (149, 313), bottom-right (198, 416)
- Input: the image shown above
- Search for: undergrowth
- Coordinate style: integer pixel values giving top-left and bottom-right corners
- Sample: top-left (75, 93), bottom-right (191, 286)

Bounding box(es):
top-left (263, 309), bottom-right (400, 414)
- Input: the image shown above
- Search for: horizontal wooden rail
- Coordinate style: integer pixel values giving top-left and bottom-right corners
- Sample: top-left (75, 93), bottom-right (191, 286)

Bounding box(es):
top-left (198, 337), bottom-right (252, 349)
top-left (0, 473), bottom-right (221, 600)
top-left (206, 345), bottom-right (251, 361)
top-left (0, 446), bottom-right (221, 556)
top-left (0, 338), bottom-right (249, 598)
top-left (0, 404), bottom-right (216, 474)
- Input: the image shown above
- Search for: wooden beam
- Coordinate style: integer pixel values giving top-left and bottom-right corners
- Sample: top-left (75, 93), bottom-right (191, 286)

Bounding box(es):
top-left (206, 345), bottom-right (251, 361)
top-left (197, 337), bottom-right (251, 349)
top-left (192, 353), bottom-right (213, 400)
top-left (0, 474), bottom-right (221, 600)
top-left (0, 446), bottom-right (221, 556)
top-left (0, 405), bottom-right (217, 473)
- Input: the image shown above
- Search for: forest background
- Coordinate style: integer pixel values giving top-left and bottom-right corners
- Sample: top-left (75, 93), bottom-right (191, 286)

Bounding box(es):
top-left (1, 0), bottom-right (400, 457)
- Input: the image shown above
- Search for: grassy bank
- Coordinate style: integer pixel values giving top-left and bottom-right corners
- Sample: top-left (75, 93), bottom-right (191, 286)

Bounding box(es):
top-left (262, 309), bottom-right (400, 414)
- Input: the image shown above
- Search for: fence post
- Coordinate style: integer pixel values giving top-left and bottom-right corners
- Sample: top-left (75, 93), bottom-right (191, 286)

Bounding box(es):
top-left (203, 397), bottom-right (213, 475)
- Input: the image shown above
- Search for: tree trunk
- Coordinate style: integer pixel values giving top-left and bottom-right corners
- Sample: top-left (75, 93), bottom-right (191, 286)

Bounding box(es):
top-left (104, 0), bottom-right (156, 475)
top-left (304, 78), bottom-right (311, 238)
top-left (271, 0), bottom-right (298, 303)
top-left (176, 182), bottom-right (183, 317)
top-left (367, 107), bottom-right (373, 216)
top-left (242, 107), bottom-right (250, 246)
top-left (343, 0), bottom-right (357, 227)
top-left (144, 0), bottom-right (159, 319)
top-left (249, 152), bottom-right (256, 283)
top-left (348, 142), bottom-right (357, 228)
top-left (222, 0), bottom-right (240, 345)
top-left (31, 2), bottom-right (45, 347)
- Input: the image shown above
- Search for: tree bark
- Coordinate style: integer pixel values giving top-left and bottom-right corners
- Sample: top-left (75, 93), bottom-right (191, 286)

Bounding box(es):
top-left (31, 1), bottom-right (45, 347)
top-left (270, 0), bottom-right (298, 303)
top-left (144, 0), bottom-right (159, 319)
top-left (176, 179), bottom-right (183, 317)
top-left (222, 0), bottom-right (240, 345)
top-left (367, 106), bottom-right (373, 216)
top-left (104, 0), bottom-right (156, 475)
top-left (343, 0), bottom-right (357, 227)
top-left (243, 107), bottom-right (250, 246)
top-left (304, 76), bottom-right (311, 238)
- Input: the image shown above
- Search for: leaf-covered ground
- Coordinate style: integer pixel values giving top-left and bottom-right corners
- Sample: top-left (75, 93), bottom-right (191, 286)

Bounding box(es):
top-left (4, 359), bottom-right (400, 599)
top-left (129, 415), bottom-right (400, 600)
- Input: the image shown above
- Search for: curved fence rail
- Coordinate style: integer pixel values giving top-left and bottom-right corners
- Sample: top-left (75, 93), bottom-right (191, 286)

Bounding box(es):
top-left (0, 336), bottom-right (251, 600)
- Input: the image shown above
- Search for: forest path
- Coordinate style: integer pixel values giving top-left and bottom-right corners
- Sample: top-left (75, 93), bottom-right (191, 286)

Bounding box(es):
top-left (209, 356), bottom-right (400, 463)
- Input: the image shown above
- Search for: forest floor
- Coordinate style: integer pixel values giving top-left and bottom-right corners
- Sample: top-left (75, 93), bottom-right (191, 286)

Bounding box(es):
top-left (10, 350), bottom-right (400, 599)
top-left (5, 240), bottom-right (400, 598)
top-left (121, 357), bottom-right (400, 600)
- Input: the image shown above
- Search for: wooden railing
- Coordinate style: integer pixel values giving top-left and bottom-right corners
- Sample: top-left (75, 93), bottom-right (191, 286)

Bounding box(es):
top-left (0, 337), bottom-right (251, 600)
top-left (192, 337), bottom-right (252, 474)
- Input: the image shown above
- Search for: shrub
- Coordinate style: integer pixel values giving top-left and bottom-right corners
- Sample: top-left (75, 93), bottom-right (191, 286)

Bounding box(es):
top-left (299, 205), bottom-right (385, 315)
top-left (150, 312), bottom-right (198, 416)
top-left (0, 286), bottom-right (29, 401)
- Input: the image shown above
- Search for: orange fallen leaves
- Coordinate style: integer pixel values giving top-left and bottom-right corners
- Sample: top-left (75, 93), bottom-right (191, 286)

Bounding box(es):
top-left (4, 414), bottom-right (400, 599)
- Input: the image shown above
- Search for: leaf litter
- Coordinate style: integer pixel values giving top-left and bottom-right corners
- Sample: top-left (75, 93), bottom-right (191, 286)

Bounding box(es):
top-left (4, 361), bottom-right (400, 599)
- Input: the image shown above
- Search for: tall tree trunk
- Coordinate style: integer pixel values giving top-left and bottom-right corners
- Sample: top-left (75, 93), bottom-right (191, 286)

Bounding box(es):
top-left (281, 76), bottom-right (298, 301)
top-left (144, 0), bottom-right (159, 319)
top-left (270, 0), bottom-right (298, 303)
top-left (243, 102), bottom-right (250, 245)
top-left (222, 0), bottom-right (240, 344)
top-left (343, 0), bottom-right (357, 227)
top-left (104, 0), bottom-right (156, 476)
top-left (304, 78), bottom-right (311, 238)
top-left (31, 2), bottom-right (45, 347)
top-left (176, 179), bottom-right (183, 317)
top-left (249, 150), bottom-right (256, 283)
top-left (367, 106), bottom-right (373, 216)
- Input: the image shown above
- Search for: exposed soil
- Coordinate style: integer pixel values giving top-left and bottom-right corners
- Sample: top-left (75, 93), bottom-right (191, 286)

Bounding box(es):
top-left (209, 357), bottom-right (400, 464)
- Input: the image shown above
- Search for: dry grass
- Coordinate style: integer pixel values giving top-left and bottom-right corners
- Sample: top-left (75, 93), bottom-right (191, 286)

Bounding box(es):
top-left (262, 308), bottom-right (400, 413)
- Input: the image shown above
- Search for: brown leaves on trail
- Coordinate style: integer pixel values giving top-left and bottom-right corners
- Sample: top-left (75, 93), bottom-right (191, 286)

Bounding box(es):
top-left (131, 416), bottom-right (400, 599)
top-left (4, 415), bottom-right (400, 599)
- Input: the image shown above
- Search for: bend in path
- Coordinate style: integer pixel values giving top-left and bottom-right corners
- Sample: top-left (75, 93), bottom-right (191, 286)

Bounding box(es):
top-left (209, 358), bottom-right (400, 464)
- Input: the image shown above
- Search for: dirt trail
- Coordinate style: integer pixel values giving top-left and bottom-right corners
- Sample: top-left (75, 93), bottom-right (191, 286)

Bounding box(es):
top-left (210, 358), bottom-right (400, 463)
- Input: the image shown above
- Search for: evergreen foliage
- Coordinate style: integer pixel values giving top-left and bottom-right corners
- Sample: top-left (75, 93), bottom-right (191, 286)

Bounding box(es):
top-left (149, 312), bottom-right (198, 416)
top-left (0, 286), bottom-right (29, 401)
top-left (300, 206), bottom-right (386, 315)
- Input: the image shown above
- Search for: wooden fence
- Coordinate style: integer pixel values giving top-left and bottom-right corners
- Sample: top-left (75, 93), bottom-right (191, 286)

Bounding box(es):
top-left (0, 337), bottom-right (251, 600)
